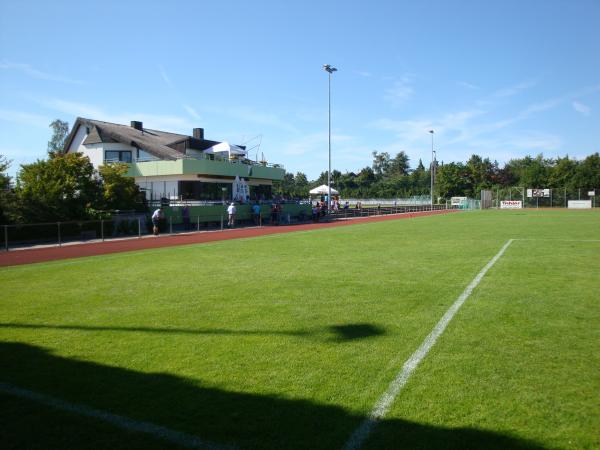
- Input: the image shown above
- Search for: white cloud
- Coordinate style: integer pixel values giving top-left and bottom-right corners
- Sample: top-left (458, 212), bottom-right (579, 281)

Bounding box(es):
top-left (492, 80), bottom-right (536, 98)
top-left (280, 132), bottom-right (355, 156)
top-left (203, 105), bottom-right (299, 133)
top-left (370, 109), bottom-right (484, 144)
top-left (384, 76), bottom-right (414, 106)
top-left (0, 110), bottom-right (50, 128)
top-left (505, 131), bottom-right (562, 151)
top-left (0, 60), bottom-right (84, 84)
top-left (158, 65), bottom-right (173, 88)
top-left (183, 104), bottom-right (202, 121)
top-left (572, 101), bottom-right (591, 116)
top-left (355, 71), bottom-right (373, 77)
top-left (458, 81), bottom-right (480, 90)
top-left (35, 97), bottom-right (196, 132)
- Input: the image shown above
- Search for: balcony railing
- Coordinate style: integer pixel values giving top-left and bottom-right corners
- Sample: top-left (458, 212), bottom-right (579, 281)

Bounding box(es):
top-left (104, 153), bottom-right (284, 169)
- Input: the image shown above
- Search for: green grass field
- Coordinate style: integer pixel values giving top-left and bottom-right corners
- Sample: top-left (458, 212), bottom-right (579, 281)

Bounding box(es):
top-left (1, 210), bottom-right (599, 450)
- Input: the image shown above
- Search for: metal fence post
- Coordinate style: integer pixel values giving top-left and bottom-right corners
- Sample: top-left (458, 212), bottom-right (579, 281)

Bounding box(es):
top-left (197, 216), bottom-right (200, 231)
top-left (169, 216), bottom-right (173, 234)
top-left (101, 219), bottom-right (104, 241)
top-left (138, 218), bottom-right (141, 238)
top-left (4, 225), bottom-right (8, 251)
top-left (221, 214), bottom-right (223, 230)
top-left (57, 222), bottom-right (61, 246)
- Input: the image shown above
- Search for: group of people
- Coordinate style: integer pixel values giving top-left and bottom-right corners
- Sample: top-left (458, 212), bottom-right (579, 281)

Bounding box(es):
top-left (227, 202), bottom-right (268, 228)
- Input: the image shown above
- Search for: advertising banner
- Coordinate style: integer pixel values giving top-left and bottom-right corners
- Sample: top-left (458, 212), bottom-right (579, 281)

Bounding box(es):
top-left (500, 200), bottom-right (523, 209)
top-left (568, 200), bottom-right (592, 209)
top-left (527, 189), bottom-right (550, 198)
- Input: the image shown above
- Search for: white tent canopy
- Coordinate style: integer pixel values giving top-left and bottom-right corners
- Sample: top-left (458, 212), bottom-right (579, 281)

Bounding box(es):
top-left (203, 141), bottom-right (246, 157)
top-left (309, 184), bottom-right (339, 195)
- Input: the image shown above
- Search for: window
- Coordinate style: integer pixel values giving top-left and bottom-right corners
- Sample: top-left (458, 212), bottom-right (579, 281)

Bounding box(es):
top-left (105, 150), bottom-right (132, 163)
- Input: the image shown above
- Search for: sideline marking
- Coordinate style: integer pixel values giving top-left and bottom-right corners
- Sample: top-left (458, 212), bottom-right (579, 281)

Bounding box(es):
top-left (342, 239), bottom-right (514, 450)
top-left (516, 238), bottom-right (600, 242)
top-left (0, 382), bottom-right (237, 450)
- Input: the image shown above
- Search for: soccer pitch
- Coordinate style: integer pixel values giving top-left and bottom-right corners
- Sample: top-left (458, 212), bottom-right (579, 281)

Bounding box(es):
top-left (1, 210), bottom-right (599, 450)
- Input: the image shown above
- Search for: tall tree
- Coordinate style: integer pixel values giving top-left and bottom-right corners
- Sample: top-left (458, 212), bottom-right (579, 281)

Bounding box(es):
top-left (371, 151), bottom-right (391, 177)
top-left (99, 163), bottom-right (142, 211)
top-left (0, 154), bottom-right (15, 223)
top-left (47, 119), bottom-right (70, 157)
top-left (436, 162), bottom-right (469, 198)
top-left (15, 153), bottom-right (101, 222)
top-left (465, 154), bottom-right (494, 196)
top-left (410, 159), bottom-right (429, 194)
top-left (273, 172), bottom-right (296, 197)
top-left (506, 154), bottom-right (551, 188)
top-left (574, 153), bottom-right (600, 189)
top-left (293, 172), bottom-right (309, 197)
top-left (548, 156), bottom-right (578, 189)
top-left (388, 151), bottom-right (410, 177)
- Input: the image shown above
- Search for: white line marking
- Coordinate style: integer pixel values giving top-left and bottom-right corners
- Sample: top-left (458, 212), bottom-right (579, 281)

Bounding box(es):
top-left (342, 239), bottom-right (514, 450)
top-left (515, 238), bottom-right (600, 242)
top-left (0, 382), bottom-right (237, 450)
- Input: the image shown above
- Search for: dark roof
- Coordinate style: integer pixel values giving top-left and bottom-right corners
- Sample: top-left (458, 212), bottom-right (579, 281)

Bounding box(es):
top-left (64, 118), bottom-right (222, 160)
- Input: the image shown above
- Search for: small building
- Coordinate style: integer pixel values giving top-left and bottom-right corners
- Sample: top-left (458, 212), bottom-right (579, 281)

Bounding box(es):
top-left (64, 118), bottom-right (285, 203)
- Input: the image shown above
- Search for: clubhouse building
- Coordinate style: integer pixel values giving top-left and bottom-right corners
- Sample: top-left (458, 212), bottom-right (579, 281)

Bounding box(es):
top-left (64, 118), bottom-right (285, 203)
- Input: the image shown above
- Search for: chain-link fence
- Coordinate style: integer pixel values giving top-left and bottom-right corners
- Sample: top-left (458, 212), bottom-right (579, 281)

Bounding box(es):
top-left (486, 187), bottom-right (598, 208)
top-left (2, 204), bottom-right (451, 251)
top-left (2, 214), bottom-right (240, 251)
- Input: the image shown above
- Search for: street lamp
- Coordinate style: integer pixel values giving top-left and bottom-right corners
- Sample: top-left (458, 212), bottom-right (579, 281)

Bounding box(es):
top-left (323, 64), bottom-right (337, 212)
top-left (429, 130), bottom-right (434, 207)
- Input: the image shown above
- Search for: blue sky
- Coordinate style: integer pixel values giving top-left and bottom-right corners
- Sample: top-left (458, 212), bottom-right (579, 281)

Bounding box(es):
top-left (1, 0), bottom-right (599, 179)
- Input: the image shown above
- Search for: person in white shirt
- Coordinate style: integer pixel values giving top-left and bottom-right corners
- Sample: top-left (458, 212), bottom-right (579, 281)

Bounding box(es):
top-left (151, 207), bottom-right (163, 236)
top-left (227, 202), bottom-right (236, 227)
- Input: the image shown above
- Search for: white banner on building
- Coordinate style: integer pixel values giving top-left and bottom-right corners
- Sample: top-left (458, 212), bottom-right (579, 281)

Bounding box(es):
top-left (232, 176), bottom-right (250, 202)
top-left (500, 200), bottom-right (523, 209)
top-left (568, 200), bottom-right (592, 209)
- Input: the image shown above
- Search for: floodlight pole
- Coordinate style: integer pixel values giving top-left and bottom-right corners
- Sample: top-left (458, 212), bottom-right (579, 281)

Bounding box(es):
top-left (323, 64), bottom-right (337, 213)
top-left (429, 130), bottom-right (435, 206)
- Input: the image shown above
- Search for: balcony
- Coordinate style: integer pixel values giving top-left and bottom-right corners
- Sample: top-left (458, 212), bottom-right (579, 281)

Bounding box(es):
top-left (124, 154), bottom-right (285, 181)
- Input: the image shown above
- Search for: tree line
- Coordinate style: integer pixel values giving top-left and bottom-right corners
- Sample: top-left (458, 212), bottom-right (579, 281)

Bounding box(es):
top-left (274, 150), bottom-right (600, 200)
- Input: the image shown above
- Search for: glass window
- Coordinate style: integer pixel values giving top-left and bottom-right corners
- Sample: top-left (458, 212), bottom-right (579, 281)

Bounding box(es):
top-left (105, 151), bottom-right (132, 163)
top-left (178, 181), bottom-right (232, 201)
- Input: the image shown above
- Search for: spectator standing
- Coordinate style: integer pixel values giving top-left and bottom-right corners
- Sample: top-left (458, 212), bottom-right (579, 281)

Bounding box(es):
top-left (227, 202), bottom-right (236, 227)
top-left (182, 205), bottom-right (191, 231)
top-left (152, 207), bottom-right (163, 236)
top-left (252, 202), bottom-right (261, 225)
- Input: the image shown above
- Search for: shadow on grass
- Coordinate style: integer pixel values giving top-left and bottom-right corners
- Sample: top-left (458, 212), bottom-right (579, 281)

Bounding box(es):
top-left (329, 324), bottom-right (385, 342)
top-left (1, 342), bottom-right (551, 450)
top-left (0, 322), bottom-right (385, 342)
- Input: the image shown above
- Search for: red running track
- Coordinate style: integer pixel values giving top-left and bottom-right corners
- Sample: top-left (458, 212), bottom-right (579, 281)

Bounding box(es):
top-left (0, 209), bottom-right (457, 267)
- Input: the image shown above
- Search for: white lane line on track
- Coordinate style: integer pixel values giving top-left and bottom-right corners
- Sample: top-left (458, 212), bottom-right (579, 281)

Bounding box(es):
top-left (0, 382), bottom-right (237, 450)
top-left (342, 239), bottom-right (515, 450)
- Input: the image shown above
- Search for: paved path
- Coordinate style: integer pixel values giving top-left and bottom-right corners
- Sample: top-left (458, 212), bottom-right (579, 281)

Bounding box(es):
top-left (0, 210), bottom-right (456, 267)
